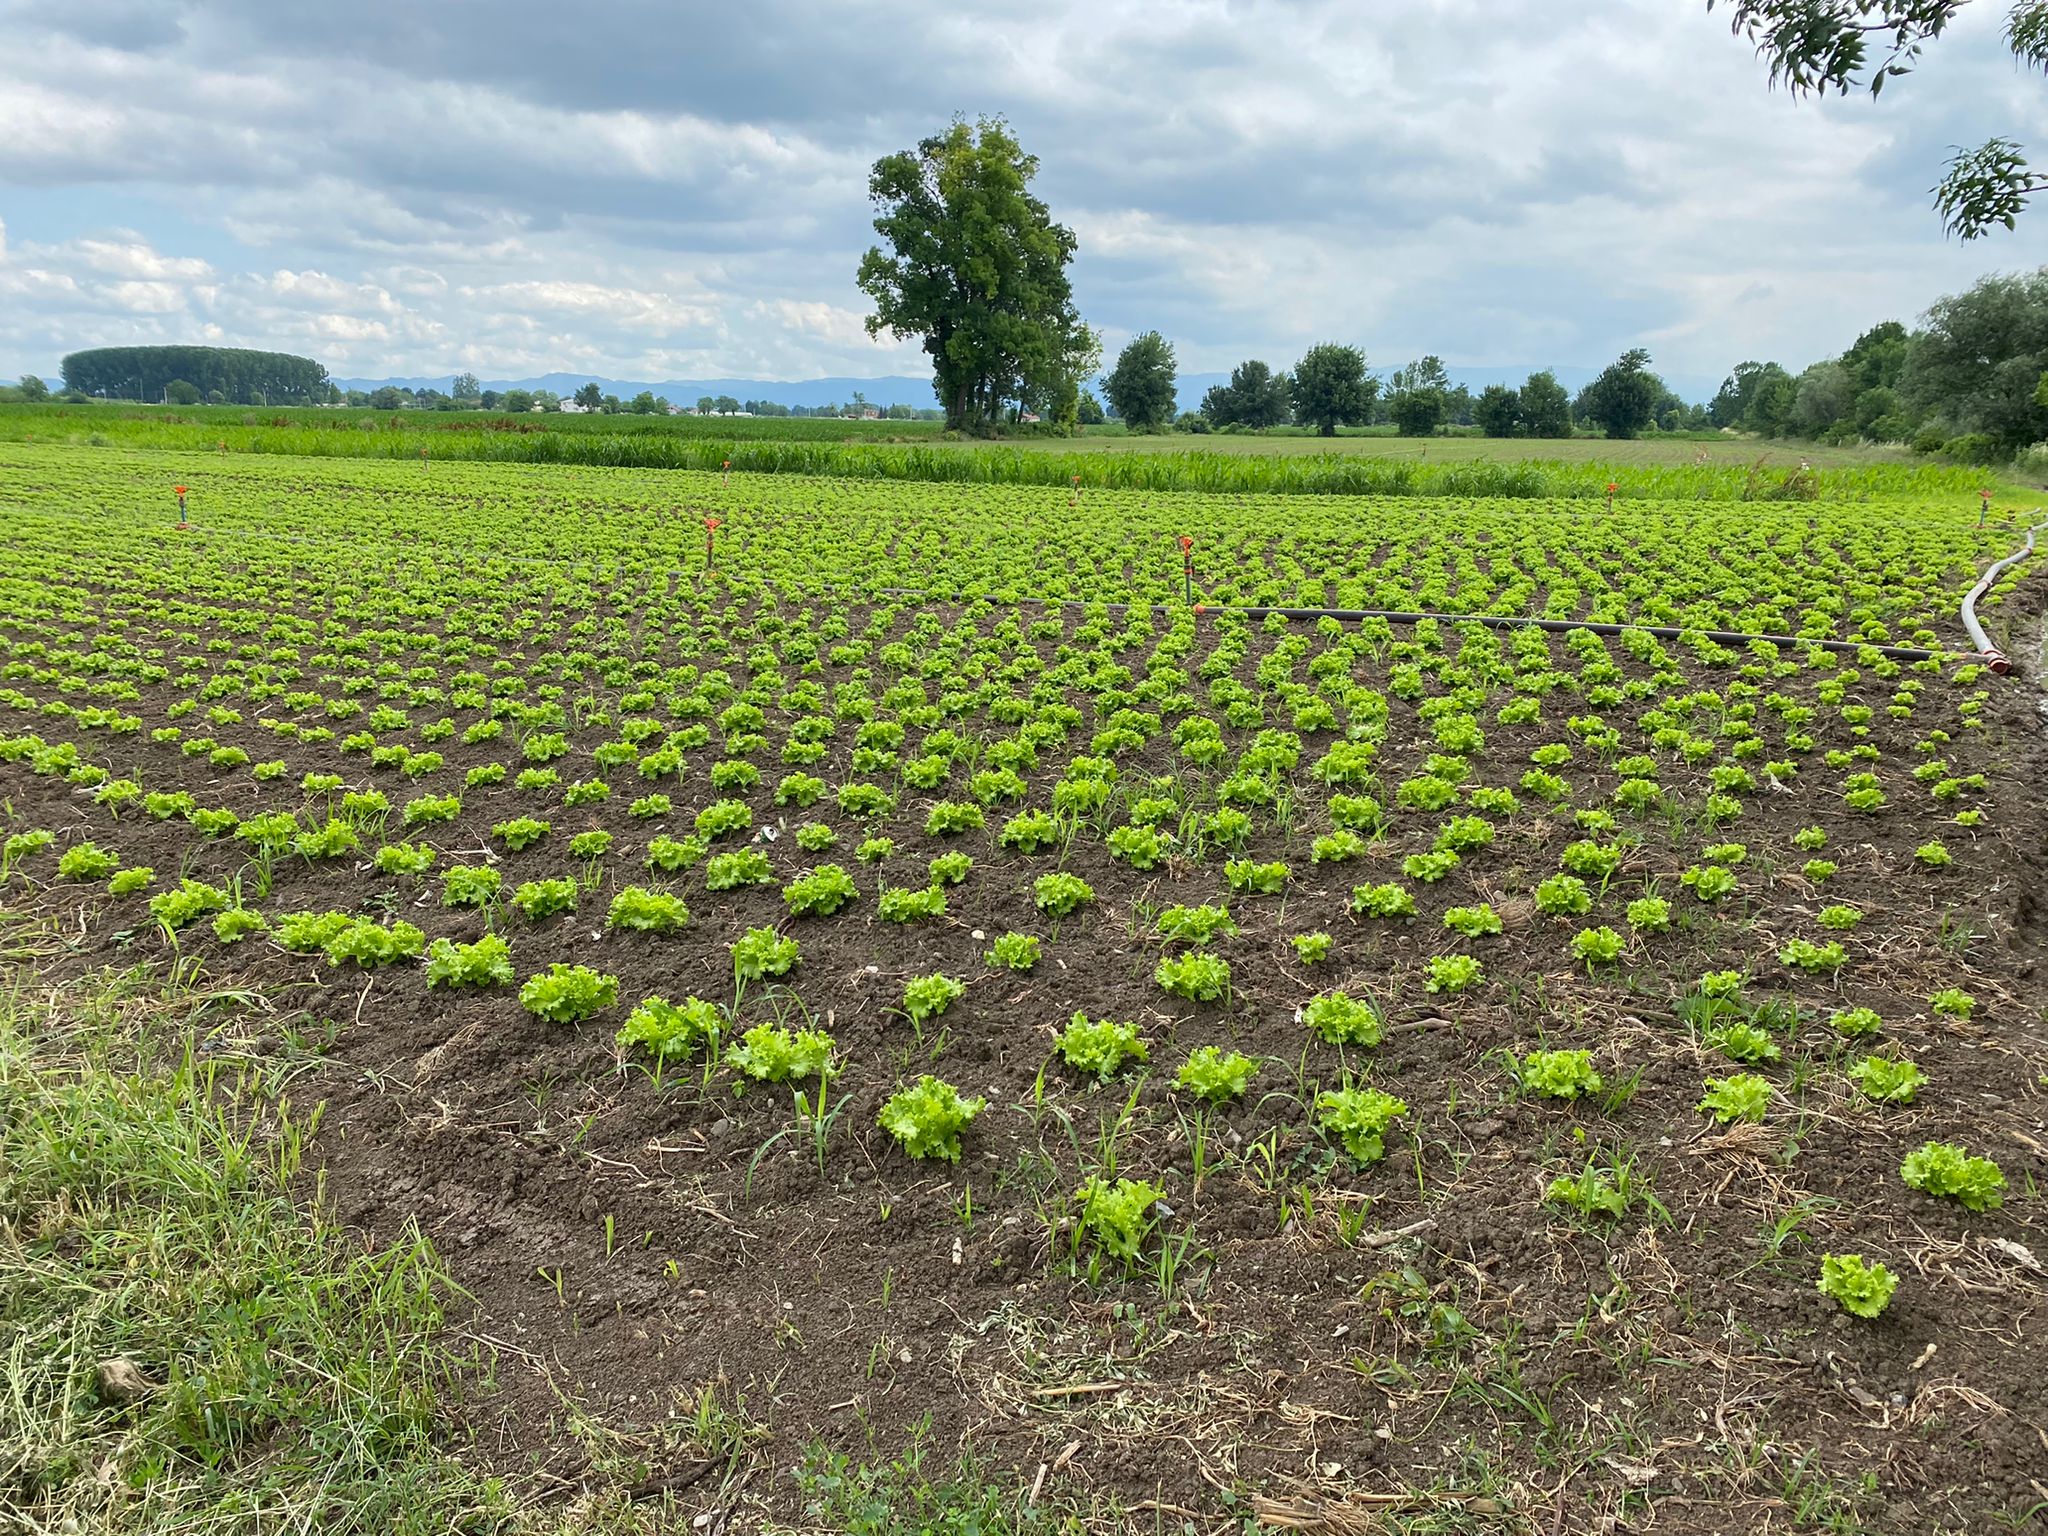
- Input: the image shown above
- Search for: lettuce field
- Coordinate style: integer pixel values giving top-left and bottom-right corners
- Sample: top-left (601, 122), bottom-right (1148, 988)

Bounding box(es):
top-left (3, 441), bottom-right (2046, 1532)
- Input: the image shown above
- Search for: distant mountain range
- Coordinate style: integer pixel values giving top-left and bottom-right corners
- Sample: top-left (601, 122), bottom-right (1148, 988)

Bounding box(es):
top-left (331, 363), bottom-right (1716, 411)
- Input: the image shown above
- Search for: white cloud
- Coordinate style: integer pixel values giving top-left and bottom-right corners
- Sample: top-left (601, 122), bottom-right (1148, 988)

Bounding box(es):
top-left (0, 0), bottom-right (2041, 390)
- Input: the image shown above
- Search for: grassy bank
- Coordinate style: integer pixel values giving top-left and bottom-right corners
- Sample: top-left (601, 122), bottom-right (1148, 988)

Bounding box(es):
top-left (0, 942), bottom-right (510, 1532)
top-left (0, 928), bottom-right (1069, 1534)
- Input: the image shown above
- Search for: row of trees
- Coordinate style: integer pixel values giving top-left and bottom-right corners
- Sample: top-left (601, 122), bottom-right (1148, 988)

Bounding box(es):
top-left (1704, 272), bottom-right (2048, 459)
top-left (61, 346), bottom-right (329, 406)
top-left (854, 120), bottom-right (1713, 441)
top-left (1103, 336), bottom-right (1392, 436)
top-left (1093, 334), bottom-right (1686, 440)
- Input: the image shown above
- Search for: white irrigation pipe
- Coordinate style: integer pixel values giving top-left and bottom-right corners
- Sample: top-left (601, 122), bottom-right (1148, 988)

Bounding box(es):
top-left (1960, 513), bottom-right (2048, 674)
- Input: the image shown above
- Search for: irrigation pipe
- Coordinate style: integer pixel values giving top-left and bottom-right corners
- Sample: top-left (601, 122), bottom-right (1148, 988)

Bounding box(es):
top-left (1959, 514), bottom-right (2048, 674)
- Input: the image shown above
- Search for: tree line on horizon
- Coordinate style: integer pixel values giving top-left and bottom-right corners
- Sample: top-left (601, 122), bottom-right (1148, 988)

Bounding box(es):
top-left (856, 118), bottom-right (2048, 464)
top-left (1096, 338), bottom-right (1652, 439)
top-left (14, 106), bottom-right (2048, 464)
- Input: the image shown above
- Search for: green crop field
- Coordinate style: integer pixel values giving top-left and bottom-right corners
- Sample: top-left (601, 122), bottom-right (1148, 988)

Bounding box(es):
top-left (2, 440), bottom-right (2044, 1531)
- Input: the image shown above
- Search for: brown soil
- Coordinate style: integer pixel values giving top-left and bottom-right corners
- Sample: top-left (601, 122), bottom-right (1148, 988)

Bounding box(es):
top-left (6, 602), bottom-right (2048, 1534)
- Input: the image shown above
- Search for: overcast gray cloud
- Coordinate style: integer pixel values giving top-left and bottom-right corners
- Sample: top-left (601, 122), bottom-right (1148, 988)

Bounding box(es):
top-left (2, 0), bottom-right (2045, 396)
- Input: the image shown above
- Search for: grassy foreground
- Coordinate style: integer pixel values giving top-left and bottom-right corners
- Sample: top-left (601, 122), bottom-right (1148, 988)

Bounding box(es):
top-left (0, 921), bottom-right (1085, 1534)
top-left (0, 931), bottom-right (511, 1532)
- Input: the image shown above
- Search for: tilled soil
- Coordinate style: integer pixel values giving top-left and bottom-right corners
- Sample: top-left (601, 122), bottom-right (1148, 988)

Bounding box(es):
top-left (6, 602), bottom-right (2048, 1534)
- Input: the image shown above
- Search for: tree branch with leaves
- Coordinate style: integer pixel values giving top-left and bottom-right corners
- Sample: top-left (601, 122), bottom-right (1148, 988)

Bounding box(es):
top-left (1710, 0), bottom-right (2048, 237)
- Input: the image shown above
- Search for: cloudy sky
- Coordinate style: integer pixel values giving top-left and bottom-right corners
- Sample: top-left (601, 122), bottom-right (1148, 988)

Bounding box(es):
top-left (2, 0), bottom-right (2044, 398)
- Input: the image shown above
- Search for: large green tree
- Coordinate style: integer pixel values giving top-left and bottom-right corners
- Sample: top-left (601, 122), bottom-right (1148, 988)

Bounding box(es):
top-left (1577, 349), bottom-right (1665, 439)
top-left (1710, 360), bottom-right (1794, 428)
top-left (1104, 331), bottom-right (1178, 431)
top-left (1388, 387), bottom-right (1445, 436)
top-left (857, 118), bottom-right (1097, 433)
top-left (1201, 359), bottom-right (1292, 428)
top-left (1290, 343), bottom-right (1376, 436)
top-left (1789, 360), bottom-right (1854, 437)
top-left (1842, 320), bottom-right (1910, 394)
top-left (1710, 0), bottom-right (2048, 238)
top-left (1473, 383), bottom-right (1523, 437)
top-left (1518, 371), bottom-right (1573, 437)
top-left (1902, 266), bottom-right (2048, 448)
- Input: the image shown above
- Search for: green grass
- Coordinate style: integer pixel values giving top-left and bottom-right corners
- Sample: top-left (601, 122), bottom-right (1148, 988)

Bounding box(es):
top-left (0, 400), bottom-right (1983, 500)
top-left (0, 948), bottom-right (511, 1533)
top-left (0, 932), bottom-right (1060, 1533)
top-left (791, 1421), bottom-right (1058, 1535)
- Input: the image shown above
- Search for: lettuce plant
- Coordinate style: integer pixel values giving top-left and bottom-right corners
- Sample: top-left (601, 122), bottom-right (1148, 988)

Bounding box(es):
top-left (784, 864), bottom-right (858, 916)
top-left (617, 995), bottom-right (725, 1061)
top-left (985, 931), bottom-right (1041, 970)
top-left (606, 885), bottom-right (690, 935)
top-left (511, 878), bottom-right (577, 921)
top-left (1515, 1049), bottom-right (1603, 1099)
top-left (491, 816), bottom-right (550, 851)
top-left (373, 842), bottom-right (436, 877)
top-left (1425, 953), bottom-right (1483, 994)
top-left (903, 972), bottom-right (966, 1023)
top-left (1155, 951), bottom-right (1230, 1002)
top-left (878, 1075), bottom-right (985, 1161)
top-left (1351, 882), bottom-right (1416, 919)
top-left (324, 918), bottom-right (426, 969)
top-left (1302, 991), bottom-right (1381, 1047)
top-left (1056, 1013), bottom-right (1148, 1080)
top-left (1074, 1176), bottom-right (1167, 1265)
top-left (212, 907), bottom-right (268, 944)
top-left (645, 835), bottom-right (705, 873)
top-left (878, 885), bottom-right (947, 922)
top-left (441, 864), bottom-right (501, 907)
top-left (1442, 905), bottom-right (1503, 938)
top-left (1032, 872), bottom-right (1094, 917)
top-left (148, 878), bottom-right (229, 931)
top-left (425, 933), bottom-right (515, 988)
top-left (1697, 1073), bottom-right (1770, 1124)
top-left (732, 926), bottom-right (800, 981)
top-left (1899, 1142), bottom-right (2004, 1210)
top-left (1817, 1253), bottom-right (1897, 1319)
top-left (1156, 903), bottom-right (1235, 944)
top-left (1291, 931), bottom-right (1333, 964)
top-left (519, 964), bottom-right (620, 1024)
top-left (1174, 1045), bottom-right (1258, 1104)
top-left (727, 1022), bottom-right (835, 1083)
top-left (1847, 1055), bottom-right (1924, 1104)
top-left (1316, 1082), bottom-right (1408, 1164)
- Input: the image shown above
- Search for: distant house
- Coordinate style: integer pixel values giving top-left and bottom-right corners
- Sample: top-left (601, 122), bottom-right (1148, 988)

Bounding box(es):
top-left (858, 406), bottom-right (881, 420)
top-left (559, 400), bottom-right (588, 414)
